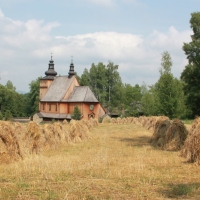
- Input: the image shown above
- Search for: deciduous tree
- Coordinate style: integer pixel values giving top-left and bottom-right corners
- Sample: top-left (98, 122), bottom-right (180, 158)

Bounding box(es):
top-left (181, 12), bottom-right (200, 117)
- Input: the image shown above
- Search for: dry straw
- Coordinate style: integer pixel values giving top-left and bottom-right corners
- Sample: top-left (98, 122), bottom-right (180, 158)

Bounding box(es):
top-left (181, 117), bottom-right (200, 163)
top-left (24, 121), bottom-right (42, 154)
top-left (0, 118), bottom-right (97, 164)
top-left (149, 118), bottom-right (188, 151)
top-left (164, 119), bottom-right (188, 151)
top-left (102, 115), bottom-right (111, 123)
top-left (150, 119), bottom-right (171, 148)
top-left (0, 121), bottom-right (23, 163)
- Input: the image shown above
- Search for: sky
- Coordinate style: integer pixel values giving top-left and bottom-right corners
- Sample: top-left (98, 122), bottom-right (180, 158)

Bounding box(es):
top-left (0, 0), bottom-right (199, 92)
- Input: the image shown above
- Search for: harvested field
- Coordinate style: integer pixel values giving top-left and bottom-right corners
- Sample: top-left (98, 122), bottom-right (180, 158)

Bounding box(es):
top-left (0, 123), bottom-right (200, 199)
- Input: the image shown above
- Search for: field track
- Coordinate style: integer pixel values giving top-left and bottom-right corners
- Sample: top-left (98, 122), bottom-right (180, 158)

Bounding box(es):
top-left (0, 123), bottom-right (199, 199)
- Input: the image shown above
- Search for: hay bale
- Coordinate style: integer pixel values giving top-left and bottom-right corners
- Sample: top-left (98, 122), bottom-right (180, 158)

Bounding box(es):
top-left (88, 118), bottom-right (98, 127)
top-left (69, 120), bottom-right (92, 143)
top-left (25, 121), bottom-right (42, 154)
top-left (81, 119), bottom-right (93, 131)
top-left (116, 117), bottom-right (122, 124)
top-left (181, 118), bottom-right (200, 164)
top-left (102, 116), bottom-right (111, 123)
top-left (41, 122), bottom-right (66, 149)
top-left (111, 118), bottom-right (117, 124)
top-left (150, 119), bottom-right (171, 148)
top-left (0, 121), bottom-right (23, 162)
top-left (164, 119), bottom-right (188, 151)
top-left (62, 122), bottom-right (71, 143)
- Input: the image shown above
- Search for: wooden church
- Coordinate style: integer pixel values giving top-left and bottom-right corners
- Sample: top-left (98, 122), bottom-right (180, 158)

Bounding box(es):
top-left (34, 57), bottom-right (105, 122)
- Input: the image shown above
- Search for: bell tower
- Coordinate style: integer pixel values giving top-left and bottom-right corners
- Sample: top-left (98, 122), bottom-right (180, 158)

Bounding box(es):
top-left (68, 57), bottom-right (75, 78)
top-left (40, 55), bottom-right (57, 100)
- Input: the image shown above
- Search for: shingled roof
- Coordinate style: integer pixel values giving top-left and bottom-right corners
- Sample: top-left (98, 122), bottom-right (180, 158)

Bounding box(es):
top-left (39, 112), bottom-right (71, 119)
top-left (66, 86), bottom-right (98, 102)
top-left (41, 76), bottom-right (75, 102)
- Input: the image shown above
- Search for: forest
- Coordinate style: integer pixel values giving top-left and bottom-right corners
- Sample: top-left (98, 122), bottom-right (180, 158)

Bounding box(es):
top-left (0, 12), bottom-right (200, 120)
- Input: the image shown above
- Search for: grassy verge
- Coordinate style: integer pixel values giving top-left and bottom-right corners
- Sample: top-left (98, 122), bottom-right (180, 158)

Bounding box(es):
top-left (0, 123), bottom-right (200, 199)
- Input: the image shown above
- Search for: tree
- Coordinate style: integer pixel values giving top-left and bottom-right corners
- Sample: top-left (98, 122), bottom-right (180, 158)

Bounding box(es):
top-left (5, 80), bottom-right (16, 91)
top-left (80, 68), bottom-right (90, 86)
top-left (154, 51), bottom-right (185, 118)
top-left (141, 83), bottom-right (157, 116)
top-left (106, 61), bottom-right (123, 111)
top-left (181, 12), bottom-right (200, 117)
top-left (123, 84), bottom-right (142, 116)
top-left (0, 84), bottom-right (27, 119)
top-left (79, 61), bottom-right (124, 113)
top-left (26, 77), bottom-right (41, 116)
top-left (72, 106), bottom-right (82, 120)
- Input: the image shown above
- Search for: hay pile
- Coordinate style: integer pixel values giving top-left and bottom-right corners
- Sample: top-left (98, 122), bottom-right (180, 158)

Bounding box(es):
top-left (0, 121), bottom-right (23, 163)
top-left (150, 118), bottom-right (188, 151)
top-left (150, 119), bottom-right (171, 148)
top-left (181, 117), bottom-right (200, 163)
top-left (102, 116), bottom-right (111, 123)
top-left (25, 121), bottom-right (42, 154)
top-left (69, 120), bottom-right (91, 143)
top-left (164, 119), bottom-right (188, 151)
top-left (0, 119), bottom-right (98, 163)
top-left (110, 118), bottom-right (115, 124)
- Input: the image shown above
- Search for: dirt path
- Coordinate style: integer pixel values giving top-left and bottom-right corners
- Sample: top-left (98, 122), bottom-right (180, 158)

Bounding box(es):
top-left (0, 123), bottom-right (200, 199)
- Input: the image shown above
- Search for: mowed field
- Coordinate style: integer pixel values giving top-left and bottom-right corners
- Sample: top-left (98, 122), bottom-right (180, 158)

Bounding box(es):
top-left (0, 123), bottom-right (200, 200)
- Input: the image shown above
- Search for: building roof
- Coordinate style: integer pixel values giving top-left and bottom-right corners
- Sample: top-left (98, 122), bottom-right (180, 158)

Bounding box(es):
top-left (41, 76), bottom-right (75, 102)
top-left (66, 86), bottom-right (99, 102)
top-left (39, 112), bottom-right (71, 119)
top-left (41, 57), bottom-right (57, 80)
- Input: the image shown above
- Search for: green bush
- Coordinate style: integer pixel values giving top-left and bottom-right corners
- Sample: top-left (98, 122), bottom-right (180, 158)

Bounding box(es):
top-left (72, 106), bottom-right (82, 120)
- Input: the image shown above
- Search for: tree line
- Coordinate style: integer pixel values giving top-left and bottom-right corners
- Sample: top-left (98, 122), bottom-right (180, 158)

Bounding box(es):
top-left (0, 12), bottom-right (200, 120)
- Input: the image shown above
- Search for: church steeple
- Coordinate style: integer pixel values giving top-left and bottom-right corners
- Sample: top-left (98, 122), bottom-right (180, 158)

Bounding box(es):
top-left (68, 57), bottom-right (75, 78)
top-left (45, 54), bottom-right (57, 78)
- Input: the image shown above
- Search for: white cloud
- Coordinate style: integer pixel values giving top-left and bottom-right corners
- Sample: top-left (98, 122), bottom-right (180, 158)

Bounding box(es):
top-left (85, 0), bottom-right (115, 7)
top-left (0, 9), bottom-right (4, 19)
top-left (0, 9), bottom-right (192, 92)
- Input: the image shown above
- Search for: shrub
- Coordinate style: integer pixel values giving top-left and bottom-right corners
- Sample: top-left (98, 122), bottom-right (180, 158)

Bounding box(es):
top-left (72, 106), bottom-right (82, 120)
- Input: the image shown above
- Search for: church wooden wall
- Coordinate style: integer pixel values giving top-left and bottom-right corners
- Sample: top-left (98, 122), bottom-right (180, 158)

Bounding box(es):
top-left (39, 79), bottom-right (53, 100)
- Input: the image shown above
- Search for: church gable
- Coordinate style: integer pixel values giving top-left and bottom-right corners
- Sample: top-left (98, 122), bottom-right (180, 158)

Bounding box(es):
top-left (41, 76), bottom-right (75, 102)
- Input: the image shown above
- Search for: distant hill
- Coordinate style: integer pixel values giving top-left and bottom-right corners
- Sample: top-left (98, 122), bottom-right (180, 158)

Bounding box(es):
top-left (17, 90), bottom-right (27, 94)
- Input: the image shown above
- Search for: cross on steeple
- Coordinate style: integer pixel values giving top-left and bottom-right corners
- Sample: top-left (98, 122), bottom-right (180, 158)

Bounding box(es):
top-left (68, 56), bottom-right (75, 78)
top-left (51, 52), bottom-right (53, 60)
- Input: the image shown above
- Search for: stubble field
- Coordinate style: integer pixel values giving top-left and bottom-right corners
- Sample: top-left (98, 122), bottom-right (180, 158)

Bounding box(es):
top-left (0, 123), bottom-right (200, 200)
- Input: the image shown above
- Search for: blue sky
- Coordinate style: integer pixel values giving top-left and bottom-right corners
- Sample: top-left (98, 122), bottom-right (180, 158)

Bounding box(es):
top-left (0, 0), bottom-right (199, 92)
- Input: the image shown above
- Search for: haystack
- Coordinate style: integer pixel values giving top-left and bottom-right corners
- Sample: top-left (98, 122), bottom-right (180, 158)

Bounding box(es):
top-left (150, 119), bottom-right (171, 148)
top-left (116, 117), bottom-right (122, 124)
top-left (25, 121), bottom-right (42, 154)
top-left (81, 119), bottom-right (92, 131)
top-left (181, 118), bottom-right (200, 164)
top-left (69, 120), bottom-right (83, 143)
top-left (102, 115), bottom-right (111, 123)
top-left (111, 118), bottom-right (117, 124)
top-left (90, 118), bottom-right (99, 127)
top-left (62, 122), bottom-right (71, 143)
top-left (41, 123), bottom-right (64, 149)
top-left (0, 121), bottom-right (23, 163)
top-left (164, 119), bottom-right (188, 151)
